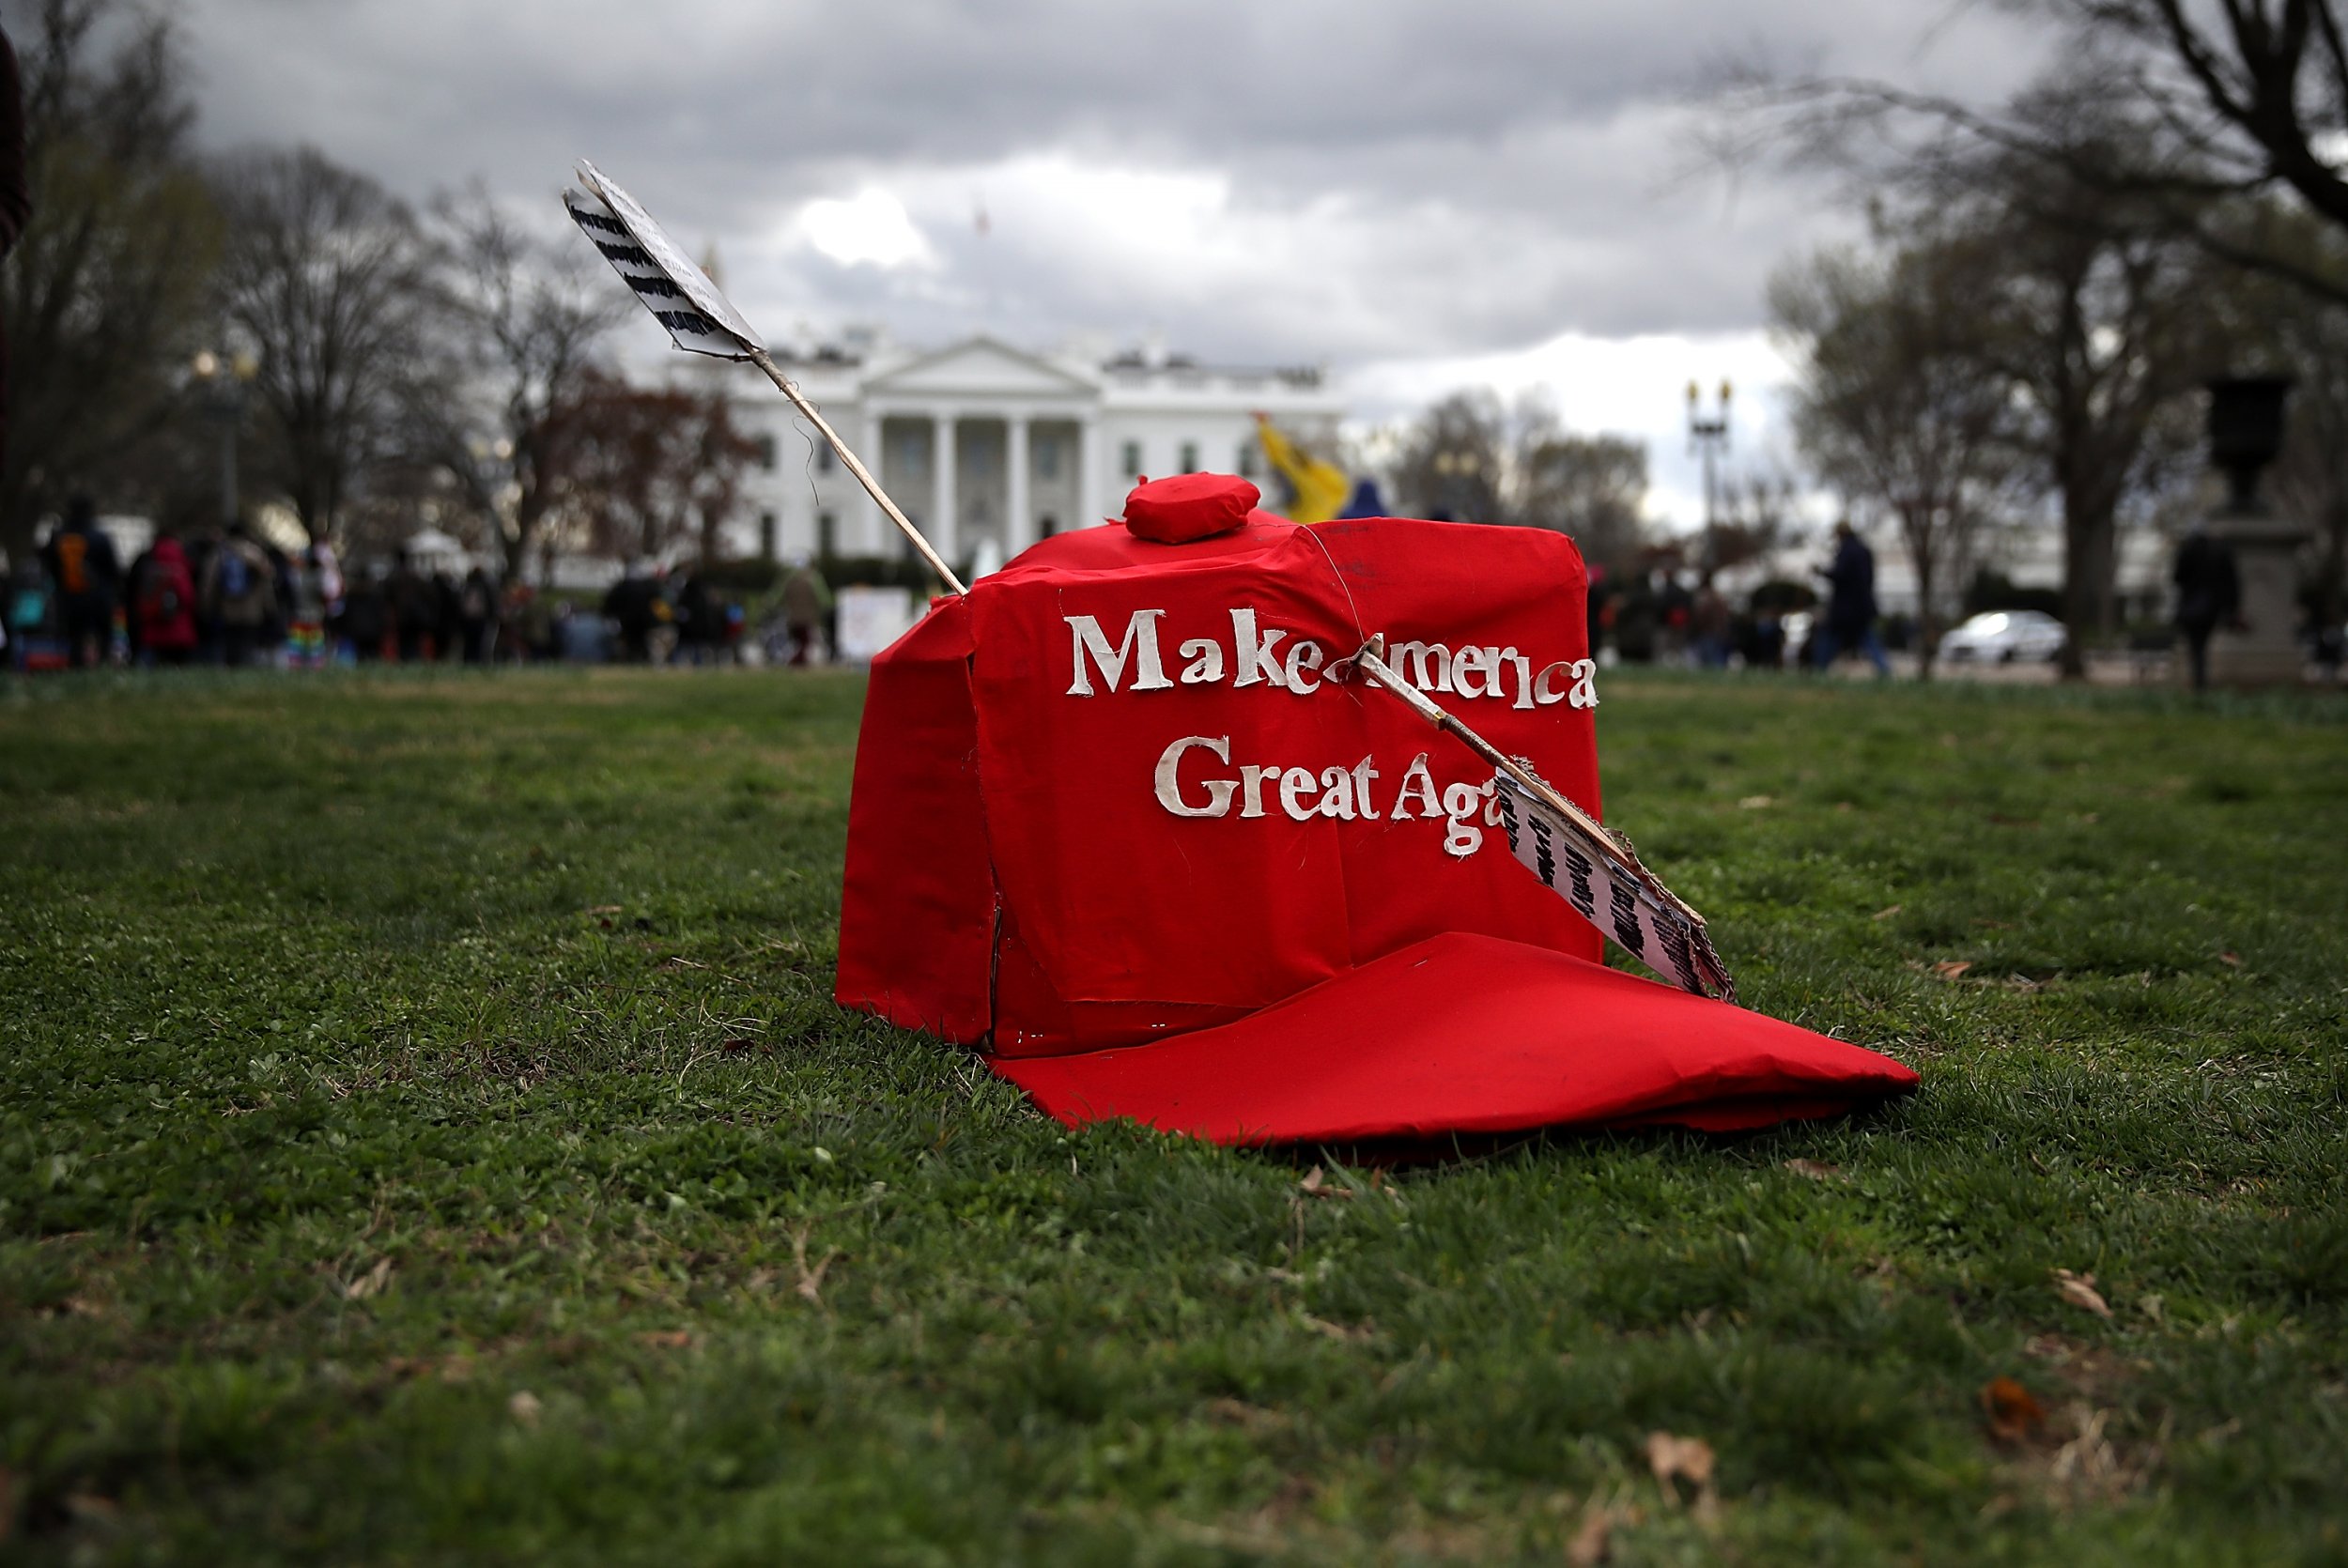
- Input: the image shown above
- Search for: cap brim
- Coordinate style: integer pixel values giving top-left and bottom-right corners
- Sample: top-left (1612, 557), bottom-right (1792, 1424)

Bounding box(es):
top-left (990, 931), bottom-right (1918, 1145)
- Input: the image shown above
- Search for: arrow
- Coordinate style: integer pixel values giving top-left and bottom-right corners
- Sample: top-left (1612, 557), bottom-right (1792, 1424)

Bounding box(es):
top-left (564, 161), bottom-right (967, 595)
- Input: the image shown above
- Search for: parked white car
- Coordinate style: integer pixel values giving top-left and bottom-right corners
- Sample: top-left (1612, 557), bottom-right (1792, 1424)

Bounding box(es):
top-left (1938, 609), bottom-right (2068, 664)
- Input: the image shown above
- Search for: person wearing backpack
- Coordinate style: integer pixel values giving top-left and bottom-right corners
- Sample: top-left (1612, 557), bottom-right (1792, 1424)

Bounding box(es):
top-left (39, 496), bottom-right (120, 669)
top-left (201, 522), bottom-right (276, 667)
top-left (132, 527), bottom-right (198, 665)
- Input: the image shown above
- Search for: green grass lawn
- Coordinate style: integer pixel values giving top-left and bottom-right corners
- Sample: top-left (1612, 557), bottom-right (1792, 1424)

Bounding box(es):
top-left (3, 666), bottom-right (2344, 1566)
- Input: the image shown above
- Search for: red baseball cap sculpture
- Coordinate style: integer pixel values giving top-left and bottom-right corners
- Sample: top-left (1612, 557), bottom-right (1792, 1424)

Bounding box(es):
top-left (567, 162), bottom-right (1919, 1145)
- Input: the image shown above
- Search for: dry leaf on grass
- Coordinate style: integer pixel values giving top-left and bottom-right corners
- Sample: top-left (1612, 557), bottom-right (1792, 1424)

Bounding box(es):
top-left (1567, 1505), bottom-right (1613, 1565)
top-left (1297, 1164), bottom-right (1353, 1201)
top-left (1980, 1376), bottom-right (2047, 1442)
top-left (507, 1390), bottom-right (543, 1426)
top-left (636, 1329), bottom-right (695, 1349)
top-left (2054, 1268), bottom-right (2113, 1320)
top-left (1737, 795), bottom-right (1774, 810)
top-left (1645, 1431), bottom-right (1717, 1511)
top-left (789, 1224), bottom-right (839, 1305)
top-left (1302, 1314), bottom-right (1374, 1344)
top-left (1783, 1159), bottom-right (1843, 1181)
top-left (2218, 951), bottom-right (2242, 968)
top-left (1931, 960), bottom-right (1974, 980)
top-left (344, 1257), bottom-right (394, 1301)
top-left (1870, 904), bottom-right (1904, 920)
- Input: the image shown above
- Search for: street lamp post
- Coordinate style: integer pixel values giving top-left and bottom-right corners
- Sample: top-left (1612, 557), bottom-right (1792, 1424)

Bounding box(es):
top-left (1686, 378), bottom-right (1732, 576)
top-left (191, 349), bottom-right (260, 529)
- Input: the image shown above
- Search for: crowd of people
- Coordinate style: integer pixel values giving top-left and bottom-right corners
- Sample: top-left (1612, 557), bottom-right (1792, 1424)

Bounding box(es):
top-left (2, 497), bottom-right (839, 674)
top-left (1583, 521), bottom-right (1892, 674)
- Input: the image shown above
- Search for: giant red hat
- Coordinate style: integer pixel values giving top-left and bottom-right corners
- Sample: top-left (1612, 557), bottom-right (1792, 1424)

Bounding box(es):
top-left (836, 476), bottom-right (1915, 1144)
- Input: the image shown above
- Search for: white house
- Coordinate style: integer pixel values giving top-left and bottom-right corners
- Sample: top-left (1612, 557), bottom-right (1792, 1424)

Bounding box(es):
top-left (702, 333), bottom-right (1346, 565)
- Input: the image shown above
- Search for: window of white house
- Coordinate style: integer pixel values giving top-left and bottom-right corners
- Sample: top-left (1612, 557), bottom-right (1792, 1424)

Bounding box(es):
top-left (1035, 434), bottom-right (1060, 480)
top-left (756, 435), bottom-right (778, 472)
top-left (758, 511), bottom-right (778, 560)
top-left (1237, 440), bottom-right (1259, 479)
top-left (1179, 440), bottom-right (1200, 473)
top-left (815, 441), bottom-right (834, 473)
top-left (817, 511), bottom-right (836, 558)
top-left (1120, 439), bottom-right (1143, 476)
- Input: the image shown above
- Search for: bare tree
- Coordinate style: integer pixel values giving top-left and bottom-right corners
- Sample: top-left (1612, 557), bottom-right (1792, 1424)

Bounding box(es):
top-left (1772, 238), bottom-right (2024, 678)
top-left (1390, 389), bottom-right (1651, 570)
top-left (212, 146), bottom-right (436, 543)
top-left (1391, 389), bottom-right (1508, 524)
top-left (1710, 2), bottom-right (2348, 300)
top-left (1, 0), bottom-right (219, 562)
top-left (556, 369), bottom-right (756, 563)
top-left (413, 185), bottom-right (628, 578)
top-left (1518, 428), bottom-right (1649, 575)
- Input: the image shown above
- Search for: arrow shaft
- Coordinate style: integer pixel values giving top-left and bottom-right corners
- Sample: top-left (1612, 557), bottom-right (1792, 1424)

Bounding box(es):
top-left (746, 348), bottom-right (967, 597)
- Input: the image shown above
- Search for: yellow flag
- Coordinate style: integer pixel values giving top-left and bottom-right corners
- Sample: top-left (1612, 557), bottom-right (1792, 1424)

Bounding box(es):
top-left (1255, 416), bottom-right (1349, 525)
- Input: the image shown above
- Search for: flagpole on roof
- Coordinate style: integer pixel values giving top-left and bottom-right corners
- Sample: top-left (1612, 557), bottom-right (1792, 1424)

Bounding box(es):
top-left (564, 161), bottom-right (968, 596)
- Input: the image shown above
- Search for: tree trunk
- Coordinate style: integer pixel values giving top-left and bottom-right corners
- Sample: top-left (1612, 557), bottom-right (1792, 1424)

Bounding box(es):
top-left (1915, 553), bottom-right (1938, 683)
top-left (2058, 496), bottom-right (2116, 683)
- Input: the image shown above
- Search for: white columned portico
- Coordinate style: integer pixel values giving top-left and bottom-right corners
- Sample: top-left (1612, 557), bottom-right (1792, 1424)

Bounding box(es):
top-left (1079, 418), bottom-right (1106, 529)
top-left (931, 411), bottom-right (959, 565)
top-left (857, 405), bottom-right (888, 554)
top-left (1005, 414), bottom-right (1032, 557)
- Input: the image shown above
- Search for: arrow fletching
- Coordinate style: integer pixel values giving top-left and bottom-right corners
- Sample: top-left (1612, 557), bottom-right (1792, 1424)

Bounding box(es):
top-left (1344, 638), bottom-right (1737, 1004)
top-left (565, 160), bottom-right (764, 360)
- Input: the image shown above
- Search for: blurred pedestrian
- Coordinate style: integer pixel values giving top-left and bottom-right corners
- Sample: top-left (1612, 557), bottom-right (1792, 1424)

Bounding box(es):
top-left (1812, 521), bottom-right (1889, 677)
top-left (457, 564), bottom-right (498, 664)
top-left (672, 568), bottom-right (719, 666)
top-left (2173, 523), bottom-right (2241, 693)
top-left (604, 566), bottom-right (659, 663)
top-left (780, 558), bottom-right (831, 667)
top-left (340, 567), bottom-right (390, 662)
top-left (130, 526), bottom-right (199, 666)
top-left (386, 552), bottom-right (435, 662)
top-left (1690, 581), bottom-right (1731, 669)
top-left (200, 522), bottom-right (277, 667)
top-left (40, 496), bottom-right (121, 669)
top-left (286, 543), bottom-right (332, 669)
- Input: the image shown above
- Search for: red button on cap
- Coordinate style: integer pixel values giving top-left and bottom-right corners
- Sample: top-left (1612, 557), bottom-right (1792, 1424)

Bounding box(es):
top-left (1121, 473), bottom-right (1260, 543)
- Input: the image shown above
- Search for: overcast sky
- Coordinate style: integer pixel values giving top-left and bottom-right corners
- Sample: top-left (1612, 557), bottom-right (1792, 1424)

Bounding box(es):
top-left (172, 0), bottom-right (2048, 528)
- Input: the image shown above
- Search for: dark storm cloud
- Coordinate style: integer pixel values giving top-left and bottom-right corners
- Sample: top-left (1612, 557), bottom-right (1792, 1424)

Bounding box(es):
top-left (175, 0), bottom-right (2047, 363)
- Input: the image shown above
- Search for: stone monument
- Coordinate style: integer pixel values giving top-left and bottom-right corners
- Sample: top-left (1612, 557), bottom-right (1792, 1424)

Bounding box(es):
top-left (2203, 376), bottom-right (2310, 686)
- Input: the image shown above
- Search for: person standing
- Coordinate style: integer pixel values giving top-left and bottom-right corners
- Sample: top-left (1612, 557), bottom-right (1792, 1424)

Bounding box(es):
top-left (40, 497), bottom-right (121, 669)
top-left (131, 526), bottom-right (199, 666)
top-left (200, 522), bottom-right (276, 667)
top-left (2172, 524), bottom-right (2241, 692)
top-left (456, 565), bottom-right (498, 664)
top-left (1812, 520), bottom-right (1890, 677)
top-left (285, 543), bottom-right (332, 669)
top-left (780, 559), bottom-right (831, 668)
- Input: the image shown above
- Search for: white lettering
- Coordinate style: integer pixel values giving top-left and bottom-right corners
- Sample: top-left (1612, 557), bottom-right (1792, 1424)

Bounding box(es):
top-left (1392, 754), bottom-right (1440, 821)
top-left (1390, 640), bottom-right (1452, 693)
top-left (1176, 638), bottom-right (1225, 684)
top-left (1239, 764), bottom-right (1277, 820)
top-left (1154, 735), bottom-right (1236, 817)
top-left (1284, 639), bottom-right (1326, 695)
top-left (1506, 649), bottom-right (1534, 710)
top-left (1315, 764), bottom-right (1355, 819)
top-left (1535, 660), bottom-right (1570, 705)
top-left (1066, 609), bottom-right (1170, 697)
top-left (1230, 608), bottom-right (1289, 689)
top-left (1441, 781), bottom-right (1486, 857)
top-left (1351, 757), bottom-right (1382, 821)
top-left (1568, 658), bottom-right (1599, 709)
top-left (1452, 645), bottom-right (1500, 699)
top-left (1279, 766), bottom-right (1319, 821)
